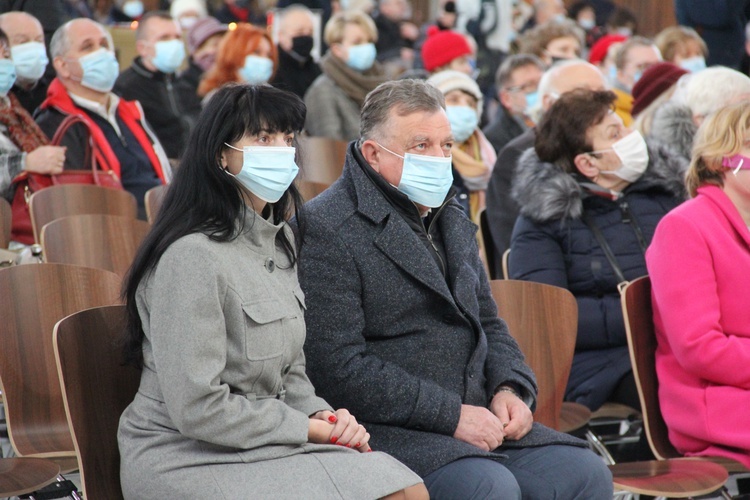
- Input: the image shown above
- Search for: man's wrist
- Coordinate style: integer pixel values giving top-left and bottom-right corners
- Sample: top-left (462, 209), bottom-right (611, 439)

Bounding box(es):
top-left (494, 383), bottom-right (521, 398)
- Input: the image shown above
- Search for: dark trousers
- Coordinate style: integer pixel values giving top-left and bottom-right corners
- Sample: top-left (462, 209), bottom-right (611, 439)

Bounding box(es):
top-left (423, 445), bottom-right (613, 499)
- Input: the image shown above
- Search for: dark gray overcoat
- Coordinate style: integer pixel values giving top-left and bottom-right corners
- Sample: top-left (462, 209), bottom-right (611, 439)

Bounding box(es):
top-left (298, 145), bottom-right (583, 478)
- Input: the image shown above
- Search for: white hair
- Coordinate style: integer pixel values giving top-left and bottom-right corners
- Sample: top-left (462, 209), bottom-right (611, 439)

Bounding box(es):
top-left (684, 66), bottom-right (750, 119)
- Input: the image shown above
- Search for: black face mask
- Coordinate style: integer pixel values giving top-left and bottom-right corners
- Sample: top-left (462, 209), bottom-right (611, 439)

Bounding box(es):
top-left (290, 35), bottom-right (314, 59)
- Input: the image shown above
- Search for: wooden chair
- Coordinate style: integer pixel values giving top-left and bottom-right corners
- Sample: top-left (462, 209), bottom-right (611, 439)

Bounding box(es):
top-left (489, 280), bottom-right (586, 432)
top-left (0, 197), bottom-right (11, 249)
top-left (501, 249), bottom-right (510, 280)
top-left (491, 279), bottom-right (729, 497)
top-left (144, 184), bottom-right (167, 224)
top-left (0, 457), bottom-right (60, 498)
top-left (477, 208), bottom-right (496, 279)
top-left (622, 276), bottom-right (749, 474)
top-left (296, 180), bottom-right (331, 202)
top-left (41, 214), bottom-right (150, 277)
top-left (296, 136), bottom-right (347, 186)
top-left (29, 184), bottom-right (137, 244)
top-left (0, 264), bottom-right (122, 474)
top-left (54, 305), bottom-right (141, 500)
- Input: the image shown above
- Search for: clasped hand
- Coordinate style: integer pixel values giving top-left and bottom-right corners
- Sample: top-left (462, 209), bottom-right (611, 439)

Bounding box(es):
top-left (308, 408), bottom-right (371, 452)
top-left (453, 392), bottom-right (534, 451)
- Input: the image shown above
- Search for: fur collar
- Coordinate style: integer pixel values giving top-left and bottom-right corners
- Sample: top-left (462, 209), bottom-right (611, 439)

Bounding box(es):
top-left (511, 140), bottom-right (688, 223)
top-left (650, 101), bottom-right (696, 162)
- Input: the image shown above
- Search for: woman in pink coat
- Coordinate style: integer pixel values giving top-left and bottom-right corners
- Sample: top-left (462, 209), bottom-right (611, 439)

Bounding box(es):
top-left (646, 101), bottom-right (750, 468)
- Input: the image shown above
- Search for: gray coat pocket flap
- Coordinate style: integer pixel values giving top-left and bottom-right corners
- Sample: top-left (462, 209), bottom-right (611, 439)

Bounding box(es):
top-left (242, 300), bottom-right (288, 324)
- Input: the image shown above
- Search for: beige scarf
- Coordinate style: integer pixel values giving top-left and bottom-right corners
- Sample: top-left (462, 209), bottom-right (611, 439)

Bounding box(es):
top-left (320, 53), bottom-right (387, 107)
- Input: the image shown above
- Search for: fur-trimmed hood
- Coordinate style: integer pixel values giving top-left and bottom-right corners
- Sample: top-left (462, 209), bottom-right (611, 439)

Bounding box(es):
top-left (511, 140), bottom-right (688, 223)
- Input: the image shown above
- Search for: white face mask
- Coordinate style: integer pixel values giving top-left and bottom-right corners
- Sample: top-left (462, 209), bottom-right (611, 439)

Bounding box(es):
top-left (589, 130), bottom-right (649, 183)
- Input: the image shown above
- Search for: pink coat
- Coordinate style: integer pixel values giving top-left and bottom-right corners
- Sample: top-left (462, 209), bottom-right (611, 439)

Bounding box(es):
top-left (646, 185), bottom-right (750, 468)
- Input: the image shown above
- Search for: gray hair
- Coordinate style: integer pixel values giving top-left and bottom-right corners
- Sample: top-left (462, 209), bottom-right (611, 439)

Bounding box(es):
top-left (50, 18), bottom-right (114, 60)
top-left (685, 66), bottom-right (750, 118)
top-left (495, 54), bottom-right (545, 89)
top-left (359, 79), bottom-right (445, 146)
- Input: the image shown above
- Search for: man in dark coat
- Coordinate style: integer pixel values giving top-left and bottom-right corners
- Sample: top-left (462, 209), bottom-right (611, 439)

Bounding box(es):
top-left (114, 11), bottom-right (193, 159)
top-left (269, 5), bottom-right (321, 99)
top-left (298, 79), bottom-right (612, 498)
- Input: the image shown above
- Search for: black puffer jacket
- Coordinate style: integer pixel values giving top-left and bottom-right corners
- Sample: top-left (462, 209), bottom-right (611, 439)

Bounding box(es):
top-left (508, 142), bottom-right (687, 409)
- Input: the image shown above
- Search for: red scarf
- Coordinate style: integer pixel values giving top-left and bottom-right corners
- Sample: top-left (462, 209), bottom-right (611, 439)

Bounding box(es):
top-left (39, 78), bottom-right (167, 183)
top-left (0, 92), bottom-right (49, 152)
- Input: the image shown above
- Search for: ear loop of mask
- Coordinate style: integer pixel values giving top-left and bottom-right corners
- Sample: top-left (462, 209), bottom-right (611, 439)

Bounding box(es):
top-left (732, 157), bottom-right (744, 176)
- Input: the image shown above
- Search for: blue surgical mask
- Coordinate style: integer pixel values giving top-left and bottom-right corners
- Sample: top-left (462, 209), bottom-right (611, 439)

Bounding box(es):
top-left (579, 18), bottom-right (596, 30)
top-left (77, 49), bottom-right (120, 92)
top-left (238, 55), bottom-right (273, 84)
top-left (633, 70), bottom-right (643, 85)
top-left (446, 106), bottom-right (478, 143)
top-left (345, 43), bottom-right (376, 72)
top-left (0, 59), bottom-right (17, 97)
top-left (223, 143), bottom-right (299, 203)
top-left (122, 0), bottom-right (144, 18)
top-left (525, 91), bottom-right (539, 113)
top-left (10, 41), bottom-right (48, 82)
top-left (152, 39), bottom-right (185, 74)
top-left (378, 143), bottom-right (453, 208)
top-left (607, 64), bottom-right (618, 86)
top-left (679, 56), bottom-right (706, 73)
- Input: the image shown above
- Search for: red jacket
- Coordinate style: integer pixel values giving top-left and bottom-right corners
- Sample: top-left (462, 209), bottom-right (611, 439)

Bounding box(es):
top-left (39, 78), bottom-right (169, 183)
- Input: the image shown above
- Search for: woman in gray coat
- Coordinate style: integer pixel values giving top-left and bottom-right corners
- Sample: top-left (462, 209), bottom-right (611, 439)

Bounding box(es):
top-left (118, 84), bottom-right (425, 500)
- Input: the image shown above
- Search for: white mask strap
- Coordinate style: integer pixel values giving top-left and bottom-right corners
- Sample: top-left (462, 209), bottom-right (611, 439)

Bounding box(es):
top-left (224, 142), bottom-right (243, 152)
top-left (733, 157), bottom-right (744, 176)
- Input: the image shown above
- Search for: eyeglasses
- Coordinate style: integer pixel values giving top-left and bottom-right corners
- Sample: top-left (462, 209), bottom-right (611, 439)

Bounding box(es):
top-left (504, 83), bottom-right (538, 94)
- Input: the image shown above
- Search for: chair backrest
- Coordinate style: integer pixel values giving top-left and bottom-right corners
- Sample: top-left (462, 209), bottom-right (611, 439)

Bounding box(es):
top-left (0, 264), bottom-right (122, 458)
top-left (296, 180), bottom-right (331, 202)
top-left (489, 279), bottom-right (578, 430)
top-left (54, 305), bottom-right (140, 500)
top-left (297, 136), bottom-right (348, 186)
top-left (621, 275), bottom-right (681, 460)
top-left (1, 197), bottom-right (11, 249)
top-left (477, 208), bottom-right (496, 279)
top-left (41, 214), bottom-right (150, 277)
top-left (144, 184), bottom-right (167, 225)
top-left (29, 184), bottom-right (137, 244)
top-left (502, 249), bottom-right (511, 280)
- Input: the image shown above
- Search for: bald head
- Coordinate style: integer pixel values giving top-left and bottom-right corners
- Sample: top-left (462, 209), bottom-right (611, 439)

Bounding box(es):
top-left (539, 59), bottom-right (607, 111)
top-left (0, 12), bottom-right (44, 47)
top-left (278, 7), bottom-right (315, 53)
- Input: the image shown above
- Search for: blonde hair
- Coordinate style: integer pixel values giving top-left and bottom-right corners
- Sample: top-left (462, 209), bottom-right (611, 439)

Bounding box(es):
top-left (687, 101), bottom-right (750, 197)
top-left (654, 26), bottom-right (708, 64)
top-left (323, 10), bottom-right (377, 46)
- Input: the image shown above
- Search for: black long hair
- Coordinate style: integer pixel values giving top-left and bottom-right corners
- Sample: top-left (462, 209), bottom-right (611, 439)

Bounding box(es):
top-left (122, 84), bottom-right (306, 367)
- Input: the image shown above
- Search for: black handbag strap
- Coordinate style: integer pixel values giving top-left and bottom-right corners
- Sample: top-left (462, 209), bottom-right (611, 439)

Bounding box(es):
top-left (581, 210), bottom-right (628, 286)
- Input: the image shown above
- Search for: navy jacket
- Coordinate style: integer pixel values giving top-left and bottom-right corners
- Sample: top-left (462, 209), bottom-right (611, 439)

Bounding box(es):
top-left (509, 143), bottom-right (687, 409)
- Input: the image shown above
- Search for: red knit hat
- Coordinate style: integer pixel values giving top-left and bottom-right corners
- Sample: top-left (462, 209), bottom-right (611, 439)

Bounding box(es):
top-left (421, 27), bottom-right (472, 72)
top-left (588, 34), bottom-right (628, 65)
top-left (631, 62), bottom-right (688, 117)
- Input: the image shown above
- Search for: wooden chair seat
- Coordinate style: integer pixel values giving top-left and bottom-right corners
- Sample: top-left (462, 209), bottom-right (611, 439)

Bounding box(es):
top-left (0, 457), bottom-right (60, 497)
top-left (54, 305), bottom-right (141, 500)
top-left (29, 184), bottom-right (137, 243)
top-left (0, 264), bottom-right (122, 467)
top-left (41, 214), bottom-right (151, 277)
top-left (490, 280), bottom-right (580, 431)
top-left (609, 459), bottom-right (728, 497)
top-left (559, 402), bottom-right (591, 433)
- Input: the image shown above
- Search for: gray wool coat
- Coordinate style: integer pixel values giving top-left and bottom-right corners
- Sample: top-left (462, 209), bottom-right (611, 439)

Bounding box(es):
top-left (298, 145), bottom-right (584, 478)
top-left (303, 74), bottom-right (362, 142)
top-left (117, 211), bottom-right (421, 499)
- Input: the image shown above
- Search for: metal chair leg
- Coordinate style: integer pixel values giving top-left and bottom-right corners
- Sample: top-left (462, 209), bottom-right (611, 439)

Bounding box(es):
top-left (587, 429), bottom-right (616, 465)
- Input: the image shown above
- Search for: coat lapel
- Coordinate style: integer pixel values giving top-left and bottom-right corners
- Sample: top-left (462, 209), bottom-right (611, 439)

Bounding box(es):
top-left (373, 214), bottom-right (455, 304)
